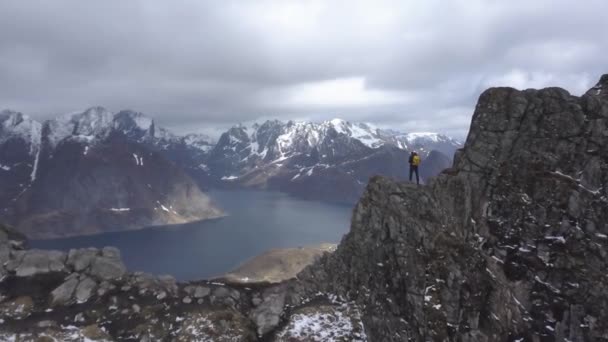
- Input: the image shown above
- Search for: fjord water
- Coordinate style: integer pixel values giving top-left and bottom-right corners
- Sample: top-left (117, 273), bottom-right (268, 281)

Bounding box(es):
top-left (31, 190), bottom-right (352, 281)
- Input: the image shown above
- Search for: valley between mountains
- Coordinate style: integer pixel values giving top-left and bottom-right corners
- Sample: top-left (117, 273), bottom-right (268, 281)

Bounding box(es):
top-left (0, 108), bottom-right (460, 238)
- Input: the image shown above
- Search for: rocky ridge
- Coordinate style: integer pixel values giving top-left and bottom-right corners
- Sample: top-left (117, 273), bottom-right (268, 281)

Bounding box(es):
top-left (296, 74), bottom-right (608, 340)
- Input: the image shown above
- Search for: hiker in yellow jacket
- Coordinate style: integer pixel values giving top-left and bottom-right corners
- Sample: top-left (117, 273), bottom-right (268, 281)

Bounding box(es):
top-left (408, 151), bottom-right (420, 184)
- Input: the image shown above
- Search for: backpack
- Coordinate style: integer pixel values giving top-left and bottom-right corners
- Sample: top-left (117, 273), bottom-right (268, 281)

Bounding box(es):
top-left (412, 155), bottom-right (421, 166)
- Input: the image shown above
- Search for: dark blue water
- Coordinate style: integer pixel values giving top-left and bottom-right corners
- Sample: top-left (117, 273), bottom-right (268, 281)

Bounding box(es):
top-left (31, 190), bottom-right (352, 281)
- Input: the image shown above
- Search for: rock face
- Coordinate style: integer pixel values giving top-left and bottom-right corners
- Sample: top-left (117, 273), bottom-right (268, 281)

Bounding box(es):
top-left (0, 108), bottom-right (222, 238)
top-left (298, 75), bottom-right (608, 340)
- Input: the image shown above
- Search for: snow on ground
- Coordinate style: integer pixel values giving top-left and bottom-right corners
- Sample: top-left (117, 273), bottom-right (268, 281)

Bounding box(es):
top-left (0, 325), bottom-right (113, 342)
top-left (132, 113), bottom-right (153, 131)
top-left (406, 132), bottom-right (441, 143)
top-left (183, 133), bottom-right (215, 152)
top-left (276, 304), bottom-right (367, 341)
top-left (544, 236), bottom-right (566, 244)
top-left (30, 125), bottom-right (42, 182)
top-left (221, 175), bottom-right (239, 180)
top-left (109, 208), bottom-right (131, 212)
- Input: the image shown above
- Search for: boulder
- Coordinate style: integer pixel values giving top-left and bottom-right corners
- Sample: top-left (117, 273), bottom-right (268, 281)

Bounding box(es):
top-left (249, 286), bottom-right (286, 337)
top-left (50, 275), bottom-right (79, 306)
top-left (193, 286), bottom-right (210, 298)
top-left (15, 250), bottom-right (66, 277)
top-left (101, 246), bottom-right (121, 259)
top-left (89, 255), bottom-right (126, 281)
top-left (75, 276), bottom-right (97, 303)
top-left (67, 248), bottom-right (98, 272)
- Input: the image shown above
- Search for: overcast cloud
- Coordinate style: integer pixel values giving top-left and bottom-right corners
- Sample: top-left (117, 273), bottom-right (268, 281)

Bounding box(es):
top-left (1, 0), bottom-right (607, 138)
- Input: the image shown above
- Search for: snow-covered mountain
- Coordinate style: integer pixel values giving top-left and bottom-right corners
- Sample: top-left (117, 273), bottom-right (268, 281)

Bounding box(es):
top-left (0, 107), bottom-right (222, 238)
top-left (0, 111), bottom-right (43, 207)
top-left (206, 119), bottom-right (459, 169)
top-left (203, 119), bottom-right (461, 202)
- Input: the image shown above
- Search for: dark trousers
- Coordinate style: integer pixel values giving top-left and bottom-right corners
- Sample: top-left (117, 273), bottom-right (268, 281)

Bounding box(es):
top-left (409, 165), bottom-right (419, 184)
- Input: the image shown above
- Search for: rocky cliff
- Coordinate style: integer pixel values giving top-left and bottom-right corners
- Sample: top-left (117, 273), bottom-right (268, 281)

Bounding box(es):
top-left (297, 74), bottom-right (608, 341)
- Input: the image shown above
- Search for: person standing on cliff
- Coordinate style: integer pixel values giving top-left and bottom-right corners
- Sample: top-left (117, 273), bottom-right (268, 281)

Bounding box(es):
top-left (408, 151), bottom-right (420, 184)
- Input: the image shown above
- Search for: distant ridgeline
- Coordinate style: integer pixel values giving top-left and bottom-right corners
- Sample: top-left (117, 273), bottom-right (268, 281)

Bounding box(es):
top-left (0, 75), bottom-right (606, 341)
top-left (0, 107), bottom-right (460, 238)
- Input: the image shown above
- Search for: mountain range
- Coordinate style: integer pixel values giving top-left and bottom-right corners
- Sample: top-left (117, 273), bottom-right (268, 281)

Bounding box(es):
top-left (203, 119), bottom-right (460, 203)
top-left (0, 107), bottom-right (461, 237)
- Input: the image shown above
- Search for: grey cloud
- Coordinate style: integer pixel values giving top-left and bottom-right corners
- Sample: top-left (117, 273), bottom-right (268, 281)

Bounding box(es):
top-left (0, 0), bottom-right (606, 139)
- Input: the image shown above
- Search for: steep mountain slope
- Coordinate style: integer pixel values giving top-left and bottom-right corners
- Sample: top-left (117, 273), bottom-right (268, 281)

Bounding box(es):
top-left (0, 111), bottom-right (42, 207)
top-left (297, 75), bottom-right (608, 340)
top-left (0, 108), bottom-right (222, 239)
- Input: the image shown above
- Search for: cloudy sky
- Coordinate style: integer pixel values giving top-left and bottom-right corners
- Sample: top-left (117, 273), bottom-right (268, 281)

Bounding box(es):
top-left (1, 0), bottom-right (606, 138)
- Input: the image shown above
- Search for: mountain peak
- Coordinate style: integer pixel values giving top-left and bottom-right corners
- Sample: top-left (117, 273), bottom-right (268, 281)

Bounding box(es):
top-left (114, 110), bottom-right (154, 133)
top-left (0, 110), bottom-right (42, 147)
top-left (587, 74), bottom-right (608, 97)
top-left (328, 118), bottom-right (347, 125)
top-left (0, 109), bottom-right (26, 127)
top-left (83, 105), bottom-right (110, 114)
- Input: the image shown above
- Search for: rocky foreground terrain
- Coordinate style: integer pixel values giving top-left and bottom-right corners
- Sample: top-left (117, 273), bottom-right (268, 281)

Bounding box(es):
top-left (0, 75), bottom-right (607, 341)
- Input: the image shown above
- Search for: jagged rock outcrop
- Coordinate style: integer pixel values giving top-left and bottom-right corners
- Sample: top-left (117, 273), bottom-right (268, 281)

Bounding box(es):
top-left (297, 75), bottom-right (608, 340)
